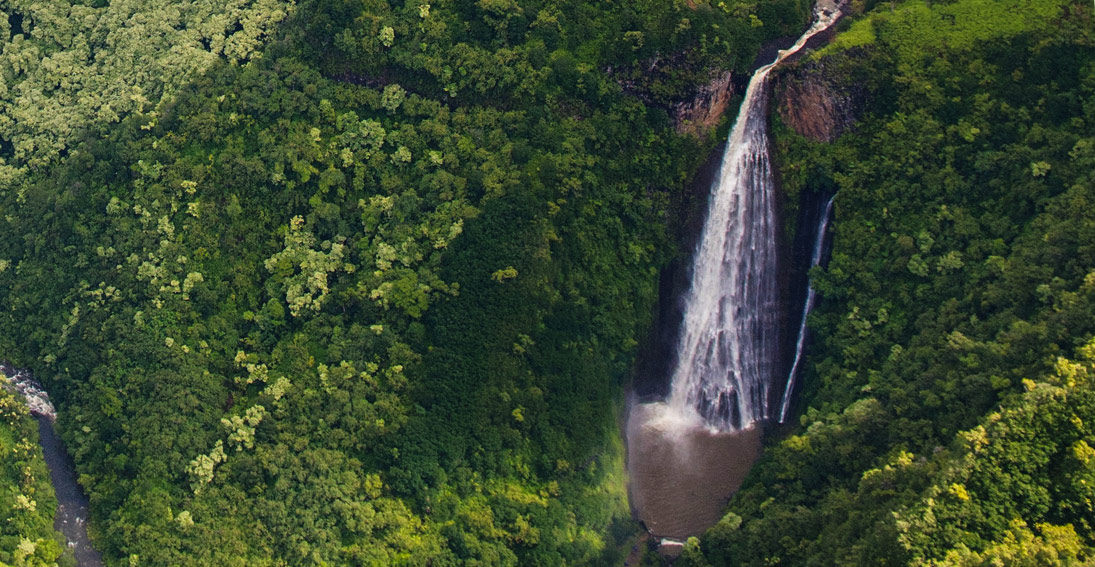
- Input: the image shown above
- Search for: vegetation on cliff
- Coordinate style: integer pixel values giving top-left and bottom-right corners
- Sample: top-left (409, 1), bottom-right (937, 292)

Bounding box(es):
top-left (0, 0), bottom-right (812, 564)
top-left (681, 0), bottom-right (1095, 564)
top-left (10, 0), bottom-right (1092, 563)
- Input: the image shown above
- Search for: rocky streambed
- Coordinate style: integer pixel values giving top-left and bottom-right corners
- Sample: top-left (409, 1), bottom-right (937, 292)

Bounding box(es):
top-left (2, 365), bottom-right (103, 567)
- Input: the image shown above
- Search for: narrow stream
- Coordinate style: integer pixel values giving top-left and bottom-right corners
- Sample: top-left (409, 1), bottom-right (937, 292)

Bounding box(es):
top-left (2, 365), bottom-right (104, 567)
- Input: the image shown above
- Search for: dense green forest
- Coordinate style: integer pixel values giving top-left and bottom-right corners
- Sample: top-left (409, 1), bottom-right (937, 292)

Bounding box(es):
top-left (5, 0), bottom-right (1094, 564)
top-left (680, 0), bottom-right (1095, 564)
top-left (0, 0), bottom-right (812, 565)
top-left (0, 387), bottom-right (65, 567)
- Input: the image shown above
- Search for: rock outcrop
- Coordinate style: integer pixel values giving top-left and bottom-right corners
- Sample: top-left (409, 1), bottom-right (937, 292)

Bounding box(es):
top-left (774, 51), bottom-right (867, 142)
top-left (670, 69), bottom-right (735, 138)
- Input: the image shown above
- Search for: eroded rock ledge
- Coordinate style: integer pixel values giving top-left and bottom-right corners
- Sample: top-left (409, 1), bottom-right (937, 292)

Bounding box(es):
top-left (774, 50), bottom-right (868, 142)
top-left (671, 69), bottom-right (735, 138)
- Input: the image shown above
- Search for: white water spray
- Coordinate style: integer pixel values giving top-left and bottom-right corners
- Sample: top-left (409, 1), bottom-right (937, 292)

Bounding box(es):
top-left (777, 195), bottom-right (835, 423)
top-left (661, 7), bottom-right (840, 432)
top-left (1, 363), bottom-right (57, 420)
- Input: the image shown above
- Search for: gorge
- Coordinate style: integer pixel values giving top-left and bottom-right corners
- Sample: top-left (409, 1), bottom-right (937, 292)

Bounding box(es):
top-left (2, 366), bottom-right (103, 567)
top-left (629, 0), bottom-right (842, 541)
top-left (3, 0), bottom-right (1088, 563)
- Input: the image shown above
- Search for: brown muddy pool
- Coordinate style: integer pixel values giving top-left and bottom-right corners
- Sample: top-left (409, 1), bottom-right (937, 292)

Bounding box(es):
top-left (627, 403), bottom-right (762, 539)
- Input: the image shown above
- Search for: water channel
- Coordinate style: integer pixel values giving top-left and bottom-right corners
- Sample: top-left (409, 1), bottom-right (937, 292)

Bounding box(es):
top-left (3, 365), bottom-right (103, 567)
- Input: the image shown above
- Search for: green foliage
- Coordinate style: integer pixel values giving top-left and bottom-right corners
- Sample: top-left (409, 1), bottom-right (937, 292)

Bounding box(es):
top-left (893, 349), bottom-right (1095, 566)
top-left (822, 0), bottom-right (1063, 58)
top-left (0, 388), bottom-right (64, 567)
top-left (0, 0), bottom-right (812, 563)
top-left (0, 0), bottom-right (294, 185)
top-left (688, 0), bottom-right (1095, 564)
top-left (293, 0), bottom-right (812, 107)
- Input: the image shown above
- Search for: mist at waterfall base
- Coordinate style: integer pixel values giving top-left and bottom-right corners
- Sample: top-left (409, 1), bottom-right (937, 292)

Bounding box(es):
top-left (627, 404), bottom-right (761, 538)
top-left (628, 4), bottom-right (840, 541)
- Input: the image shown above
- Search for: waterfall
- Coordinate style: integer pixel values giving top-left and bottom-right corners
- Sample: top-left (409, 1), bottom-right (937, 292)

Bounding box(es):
top-left (665, 8), bottom-right (840, 431)
top-left (777, 195), bottom-right (835, 423)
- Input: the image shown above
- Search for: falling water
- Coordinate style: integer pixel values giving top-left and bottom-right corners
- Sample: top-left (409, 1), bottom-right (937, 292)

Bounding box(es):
top-left (628, 3), bottom-right (843, 540)
top-left (664, 8), bottom-right (841, 431)
top-left (777, 195), bottom-right (835, 423)
top-left (2, 363), bottom-right (57, 419)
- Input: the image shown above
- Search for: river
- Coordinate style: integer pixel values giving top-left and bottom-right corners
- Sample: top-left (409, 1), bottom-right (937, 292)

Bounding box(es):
top-left (2, 365), bottom-right (104, 567)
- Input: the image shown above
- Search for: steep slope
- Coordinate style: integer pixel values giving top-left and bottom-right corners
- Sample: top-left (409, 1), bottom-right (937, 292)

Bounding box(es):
top-left (0, 0), bottom-right (814, 564)
top-left (680, 0), bottom-right (1095, 564)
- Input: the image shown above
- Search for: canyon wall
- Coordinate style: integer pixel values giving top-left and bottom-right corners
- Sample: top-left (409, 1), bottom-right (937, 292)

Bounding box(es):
top-left (774, 50), bottom-right (868, 142)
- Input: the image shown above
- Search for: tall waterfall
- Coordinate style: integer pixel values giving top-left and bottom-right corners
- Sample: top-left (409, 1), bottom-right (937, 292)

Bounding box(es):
top-left (666, 8), bottom-right (840, 431)
top-left (778, 195), bottom-right (835, 423)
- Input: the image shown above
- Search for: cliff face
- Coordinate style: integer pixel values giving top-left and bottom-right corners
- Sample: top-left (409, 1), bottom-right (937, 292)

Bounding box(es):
top-left (667, 43), bottom-right (869, 142)
top-left (774, 53), bottom-right (867, 142)
top-left (671, 69), bottom-right (735, 138)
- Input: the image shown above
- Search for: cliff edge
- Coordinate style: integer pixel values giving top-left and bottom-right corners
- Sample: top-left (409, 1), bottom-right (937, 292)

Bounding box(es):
top-left (774, 49), bottom-right (868, 142)
top-left (671, 69), bottom-right (736, 138)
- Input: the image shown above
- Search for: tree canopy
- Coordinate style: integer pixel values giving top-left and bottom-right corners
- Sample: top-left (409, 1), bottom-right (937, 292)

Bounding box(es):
top-left (681, 0), bottom-right (1095, 564)
top-left (0, 0), bottom-right (812, 564)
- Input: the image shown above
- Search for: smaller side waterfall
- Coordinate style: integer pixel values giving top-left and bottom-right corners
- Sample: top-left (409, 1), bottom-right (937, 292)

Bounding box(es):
top-left (778, 195), bottom-right (835, 423)
top-left (2, 365), bottom-right (104, 567)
